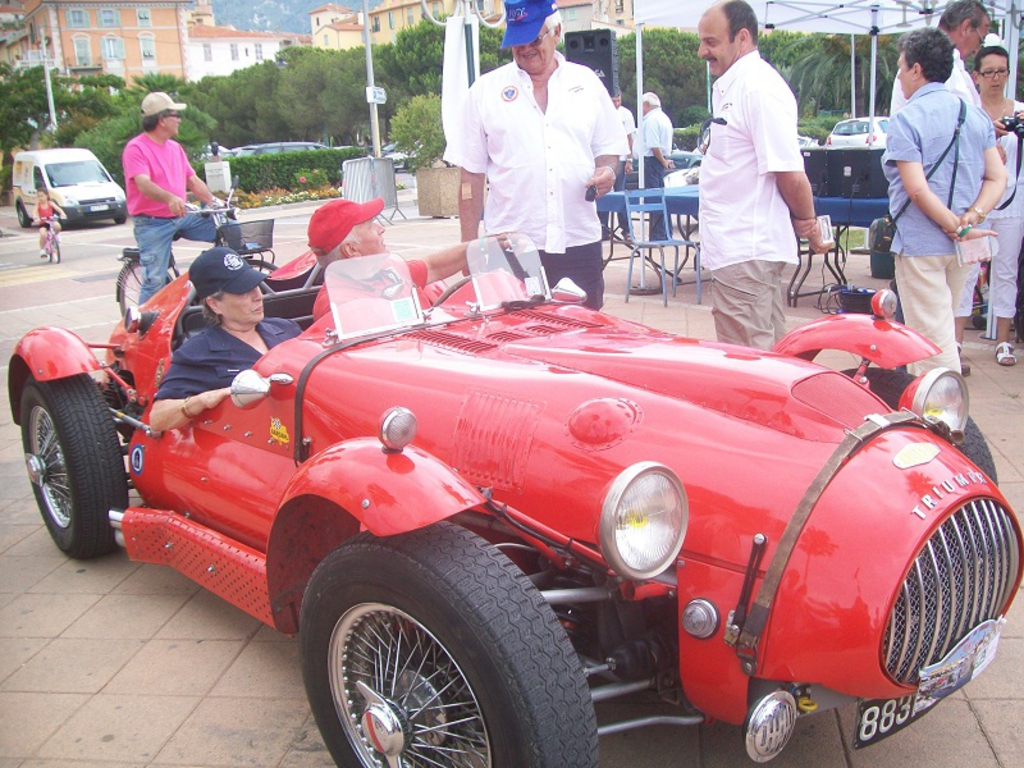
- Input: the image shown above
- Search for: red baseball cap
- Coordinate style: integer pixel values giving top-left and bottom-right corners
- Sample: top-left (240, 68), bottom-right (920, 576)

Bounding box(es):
top-left (307, 198), bottom-right (385, 255)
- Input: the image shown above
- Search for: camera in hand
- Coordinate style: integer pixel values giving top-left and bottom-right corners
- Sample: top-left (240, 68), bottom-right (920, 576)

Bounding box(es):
top-left (1001, 115), bottom-right (1024, 138)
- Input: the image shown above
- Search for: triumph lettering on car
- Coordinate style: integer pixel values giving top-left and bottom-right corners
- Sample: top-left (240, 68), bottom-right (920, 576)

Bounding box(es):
top-left (8, 235), bottom-right (1019, 767)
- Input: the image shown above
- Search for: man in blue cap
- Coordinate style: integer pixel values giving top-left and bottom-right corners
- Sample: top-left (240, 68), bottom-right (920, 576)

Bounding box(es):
top-left (444, 0), bottom-right (628, 310)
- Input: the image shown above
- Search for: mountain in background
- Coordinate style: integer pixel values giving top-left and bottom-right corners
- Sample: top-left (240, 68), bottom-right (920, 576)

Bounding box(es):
top-left (212, 0), bottom-right (383, 34)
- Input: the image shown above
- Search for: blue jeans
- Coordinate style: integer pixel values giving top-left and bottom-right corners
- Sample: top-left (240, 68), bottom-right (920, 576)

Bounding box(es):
top-left (642, 160), bottom-right (667, 241)
top-left (134, 213), bottom-right (217, 305)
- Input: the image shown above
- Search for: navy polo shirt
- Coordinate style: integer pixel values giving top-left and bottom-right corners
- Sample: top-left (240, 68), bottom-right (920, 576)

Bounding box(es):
top-left (155, 317), bottom-right (301, 400)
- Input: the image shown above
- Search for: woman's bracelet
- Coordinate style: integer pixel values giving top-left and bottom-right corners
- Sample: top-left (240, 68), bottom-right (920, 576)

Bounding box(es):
top-left (180, 396), bottom-right (195, 419)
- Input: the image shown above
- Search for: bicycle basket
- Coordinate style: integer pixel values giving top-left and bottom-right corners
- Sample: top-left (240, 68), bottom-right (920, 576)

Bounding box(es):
top-left (222, 219), bottom-right (274, 256)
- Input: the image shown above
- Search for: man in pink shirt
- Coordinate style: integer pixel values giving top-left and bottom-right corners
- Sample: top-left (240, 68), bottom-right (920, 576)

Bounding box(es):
top-left (123, 92), bottom-right (220, 305)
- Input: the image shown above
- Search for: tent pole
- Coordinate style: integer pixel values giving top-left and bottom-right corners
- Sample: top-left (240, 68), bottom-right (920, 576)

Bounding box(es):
top-left (851, 33), bottom-right (856, 117)
top-left (869, 10), bottom-right (878, 147)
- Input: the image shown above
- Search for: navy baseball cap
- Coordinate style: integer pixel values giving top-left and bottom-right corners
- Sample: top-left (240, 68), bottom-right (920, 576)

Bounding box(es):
top-left (189, 246), bottom-right (267, 299)
top-left (502, 0), bottom-right (558, 48)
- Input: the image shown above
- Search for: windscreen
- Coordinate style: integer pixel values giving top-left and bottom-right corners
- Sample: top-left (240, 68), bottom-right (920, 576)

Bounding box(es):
top-left (46, 160), bottom-right (112, 187)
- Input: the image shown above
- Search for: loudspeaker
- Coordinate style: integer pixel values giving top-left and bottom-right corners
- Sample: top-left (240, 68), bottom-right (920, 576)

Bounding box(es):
top-left (564, 30), bottom-right (618, 96)
top-left (801, 148), bottom-right (829, 196)
top-left (825, 148), bottom-right (887, 199)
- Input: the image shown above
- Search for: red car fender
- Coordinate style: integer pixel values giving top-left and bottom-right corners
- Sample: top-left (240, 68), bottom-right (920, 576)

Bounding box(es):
top-left (8, 327), bottom-right (102, 423)
top-left (266, 437), bottom-right (487, 633)
top-left (772, 314), bottom-right (940, 369)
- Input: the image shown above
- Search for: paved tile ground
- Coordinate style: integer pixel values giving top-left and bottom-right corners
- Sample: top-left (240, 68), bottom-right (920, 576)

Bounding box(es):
top-left (0, 196), bottom-right (1022, 767)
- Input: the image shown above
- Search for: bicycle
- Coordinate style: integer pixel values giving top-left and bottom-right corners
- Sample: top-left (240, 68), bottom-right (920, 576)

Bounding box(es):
top-left (38, 217), bottom-right (61, 264)
top-left (116, 189), bottom-right (276, 315)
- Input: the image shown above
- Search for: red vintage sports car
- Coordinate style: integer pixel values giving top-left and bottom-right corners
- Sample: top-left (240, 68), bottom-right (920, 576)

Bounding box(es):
top-left (9, 236), bottom-right (1020, 767)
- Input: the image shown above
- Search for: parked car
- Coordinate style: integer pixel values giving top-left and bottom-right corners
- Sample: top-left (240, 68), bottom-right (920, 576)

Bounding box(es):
top-left (382, 141), bottom-right (409, 171)
top-left (9, 237), bottom-right (1018, 767)
top-left (12, 148), bottom-right (127, 227)
top-left (797, 135), bottom-right (819, 147)
top-left (232, 141), bottom-right (329, 156)
top-left (625, 150), bottom-right (702, 189)
top-left (827, 117), bottom-right (889, 148)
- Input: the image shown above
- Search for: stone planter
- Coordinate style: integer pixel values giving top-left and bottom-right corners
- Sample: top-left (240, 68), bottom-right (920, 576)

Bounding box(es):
top-left (415, 166), bottom-right (460, 218)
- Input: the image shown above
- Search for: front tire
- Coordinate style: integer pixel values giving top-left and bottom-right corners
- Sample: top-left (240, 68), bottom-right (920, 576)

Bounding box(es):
top-left (20, 376), bottom-right (127, 558)
top-left (848, 367), bottom-right (998, 482)
top-left (17, 201), bottom-right (32, 228)
top-left (300, 522), bottom-right (598, 768)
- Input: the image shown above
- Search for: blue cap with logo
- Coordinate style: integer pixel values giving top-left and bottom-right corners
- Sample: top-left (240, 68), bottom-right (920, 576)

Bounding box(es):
top-left (189, 246), bottom-right (267, 299)
top-left (502, 0), bottom-right (558, 49)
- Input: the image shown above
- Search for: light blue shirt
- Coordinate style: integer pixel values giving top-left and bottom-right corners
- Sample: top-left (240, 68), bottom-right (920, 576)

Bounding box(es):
top-left (640, 106), bottom-right (673, 157)
top-left (883, 82), bottom-right (995, 256)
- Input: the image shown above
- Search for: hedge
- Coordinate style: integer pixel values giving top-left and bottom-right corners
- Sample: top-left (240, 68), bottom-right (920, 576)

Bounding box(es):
top-left (226, 147), bottom-right (368, 193)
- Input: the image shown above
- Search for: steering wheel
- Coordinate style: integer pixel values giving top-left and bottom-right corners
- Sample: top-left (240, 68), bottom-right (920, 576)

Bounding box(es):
top-left (430, 275), bottom-right (474, 308)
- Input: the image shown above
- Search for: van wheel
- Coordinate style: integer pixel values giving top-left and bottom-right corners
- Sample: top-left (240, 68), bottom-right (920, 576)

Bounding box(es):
top-left (17, 201), bottom-right (32, 228)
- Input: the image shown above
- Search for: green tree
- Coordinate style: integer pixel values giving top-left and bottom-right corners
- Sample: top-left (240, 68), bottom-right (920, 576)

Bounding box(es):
top-left (390, 93), bottom-right (445, 171)
top-left (616, 29), bottom-right (707, 129)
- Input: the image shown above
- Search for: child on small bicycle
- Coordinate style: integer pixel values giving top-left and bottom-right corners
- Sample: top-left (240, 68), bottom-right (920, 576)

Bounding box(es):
top-left (32, 189), bottom-right (65, 258)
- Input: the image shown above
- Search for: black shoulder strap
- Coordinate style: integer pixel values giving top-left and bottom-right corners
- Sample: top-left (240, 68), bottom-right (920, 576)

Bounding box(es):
top-left (891, 98), bottom-right (967, 225)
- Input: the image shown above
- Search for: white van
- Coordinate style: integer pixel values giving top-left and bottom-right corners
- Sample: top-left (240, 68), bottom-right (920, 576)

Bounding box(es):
top-left (13, 148), bottom-right (127, 228)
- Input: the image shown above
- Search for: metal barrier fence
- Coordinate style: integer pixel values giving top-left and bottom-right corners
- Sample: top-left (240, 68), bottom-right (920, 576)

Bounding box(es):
top-left (342, 157), bottom-right (405, 222)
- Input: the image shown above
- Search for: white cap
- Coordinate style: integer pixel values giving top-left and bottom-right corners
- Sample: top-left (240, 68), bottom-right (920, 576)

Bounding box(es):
top-left (982, 32), bottom-right (1005, 49)
top-left (141, 92), bottom-right (186, 117)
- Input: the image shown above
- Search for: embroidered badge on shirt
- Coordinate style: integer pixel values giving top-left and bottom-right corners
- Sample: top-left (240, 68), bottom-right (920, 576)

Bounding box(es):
top-left (502, 86), bottom-right (519, 102)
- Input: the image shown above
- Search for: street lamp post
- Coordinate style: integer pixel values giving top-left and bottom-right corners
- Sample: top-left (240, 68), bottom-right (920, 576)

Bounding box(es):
top-left (362, 0), bottom-right (382, 158)
top-left (41, 37), bottom-right (57, 132)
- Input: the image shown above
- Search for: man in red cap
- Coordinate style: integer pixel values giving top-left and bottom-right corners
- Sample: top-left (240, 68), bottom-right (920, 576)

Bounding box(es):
top-left (306, 198), bottom-right (469, 320)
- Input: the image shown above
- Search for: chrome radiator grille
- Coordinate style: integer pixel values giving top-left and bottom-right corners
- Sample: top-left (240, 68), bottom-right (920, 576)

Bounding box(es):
top-left (885, 498), bottom-right (1020, 684)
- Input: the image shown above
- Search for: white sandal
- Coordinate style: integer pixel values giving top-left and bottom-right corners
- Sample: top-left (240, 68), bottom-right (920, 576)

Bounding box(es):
top-left (996, 342), bottom-right (1017, 367)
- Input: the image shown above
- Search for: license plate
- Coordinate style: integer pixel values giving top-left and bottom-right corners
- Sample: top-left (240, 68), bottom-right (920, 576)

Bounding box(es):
top-left (89, 204), bottom-right (109, 212)
top-left (855, 618), bottom-right (1003, 749)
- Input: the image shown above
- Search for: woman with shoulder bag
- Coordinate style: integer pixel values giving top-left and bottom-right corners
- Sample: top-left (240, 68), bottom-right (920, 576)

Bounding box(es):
top-left (883, 27), bottom-right (1006, 375)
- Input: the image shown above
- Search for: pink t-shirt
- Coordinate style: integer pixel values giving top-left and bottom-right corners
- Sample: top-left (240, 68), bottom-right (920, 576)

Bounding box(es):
top-left (123, 133), bottom-right (195, 217)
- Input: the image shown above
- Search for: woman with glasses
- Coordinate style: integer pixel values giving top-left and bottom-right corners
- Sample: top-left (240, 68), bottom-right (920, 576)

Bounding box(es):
top-left (954, 43), bottom-right (1022, 367)
top-left (883, 28), bottom-right (1006, 376)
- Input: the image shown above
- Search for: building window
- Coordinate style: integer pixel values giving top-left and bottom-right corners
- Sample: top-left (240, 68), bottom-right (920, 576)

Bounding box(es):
top-left (74, 37), bottom-right (91, 66)
top-left (101, 36), bottom-right (125, 60)
top-left (388, 12), bottom-right (394, 29)
top-left (407, 9), bottom-right (414, 24)
top-left (137, 9), bottom-right (151, 27)
top-left (67, 9), bottom-right (88, 28)
top-left (230, 44), bottom-right (239, 61)
top-left (140, 35), bottom-right (156, 60)
top-left (566, 8), bottom-right (576, 20)
top-left (255, 43), bottom-right (263, 61)
top-left (615, 0), bottom-right (624, 11)
top-left (203, 43), bottom-right (212, 62)
top-left (98, 9), bottom-right (120, 28)
top-left (373, 16), bottom-right (380, 32)
top-left (323, 34), bottom-right (329, 46)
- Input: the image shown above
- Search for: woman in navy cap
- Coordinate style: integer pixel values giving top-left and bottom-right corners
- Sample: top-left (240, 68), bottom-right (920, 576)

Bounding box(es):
top-left (149, 246), bottom-right (301, 431)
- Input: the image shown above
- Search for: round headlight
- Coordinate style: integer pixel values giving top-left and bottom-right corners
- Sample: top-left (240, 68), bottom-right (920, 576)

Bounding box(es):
top-left (900, 368), bottom-right (969, 433)
top-left (378, 407), bottom-right (417, 452)
top-left (599, 462), bottom-right (688, 580)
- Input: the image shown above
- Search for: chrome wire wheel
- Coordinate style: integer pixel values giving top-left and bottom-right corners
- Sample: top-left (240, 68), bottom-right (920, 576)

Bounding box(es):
top-left (331, 602), bottom-right (490, 768)
top-left (27, 403), bottom-right (72, 529)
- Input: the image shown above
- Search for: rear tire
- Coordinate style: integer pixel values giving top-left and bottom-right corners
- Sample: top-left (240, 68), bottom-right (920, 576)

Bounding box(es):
top-left (117, 260), bottom-right (173, 315)
top-left (20, 376), bottom-right (127, 558)
top-left (301, 522), bottom-right (598, 768)
top-left (846, 367), bottom-right (998, 483)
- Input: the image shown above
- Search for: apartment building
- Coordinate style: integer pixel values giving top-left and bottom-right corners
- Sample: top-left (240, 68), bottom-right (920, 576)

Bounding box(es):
top-left (309, 3), bottom-right (364, 51)
top-left (14, 0), bottom-right (191, 82)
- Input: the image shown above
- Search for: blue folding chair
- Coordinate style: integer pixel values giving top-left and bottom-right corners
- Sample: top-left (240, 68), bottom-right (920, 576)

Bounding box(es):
top-left (623, 188), bottom-right (702, 306)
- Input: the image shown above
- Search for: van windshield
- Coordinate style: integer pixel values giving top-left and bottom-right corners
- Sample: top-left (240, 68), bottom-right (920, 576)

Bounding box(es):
top-left (46, 160), bottom-right (111, 188)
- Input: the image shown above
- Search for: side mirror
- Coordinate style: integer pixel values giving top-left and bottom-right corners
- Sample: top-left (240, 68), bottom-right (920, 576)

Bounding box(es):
top-left (230, 370), bottom-right (293, 409)
top-left (551, 277), bottom-right (587, 304)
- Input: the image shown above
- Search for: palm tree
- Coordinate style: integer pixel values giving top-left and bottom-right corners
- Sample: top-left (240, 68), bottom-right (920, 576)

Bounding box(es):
top-left (780, 33), bottom-right (901, 116)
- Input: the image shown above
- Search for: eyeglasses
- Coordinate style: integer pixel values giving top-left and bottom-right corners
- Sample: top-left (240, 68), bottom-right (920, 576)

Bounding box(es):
top-left (521, 26), bottom-right (555, 48)
top-left (698, 117), bottom-right (727, 154)
top-left (979, 68), bottom-right (1009, 79)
